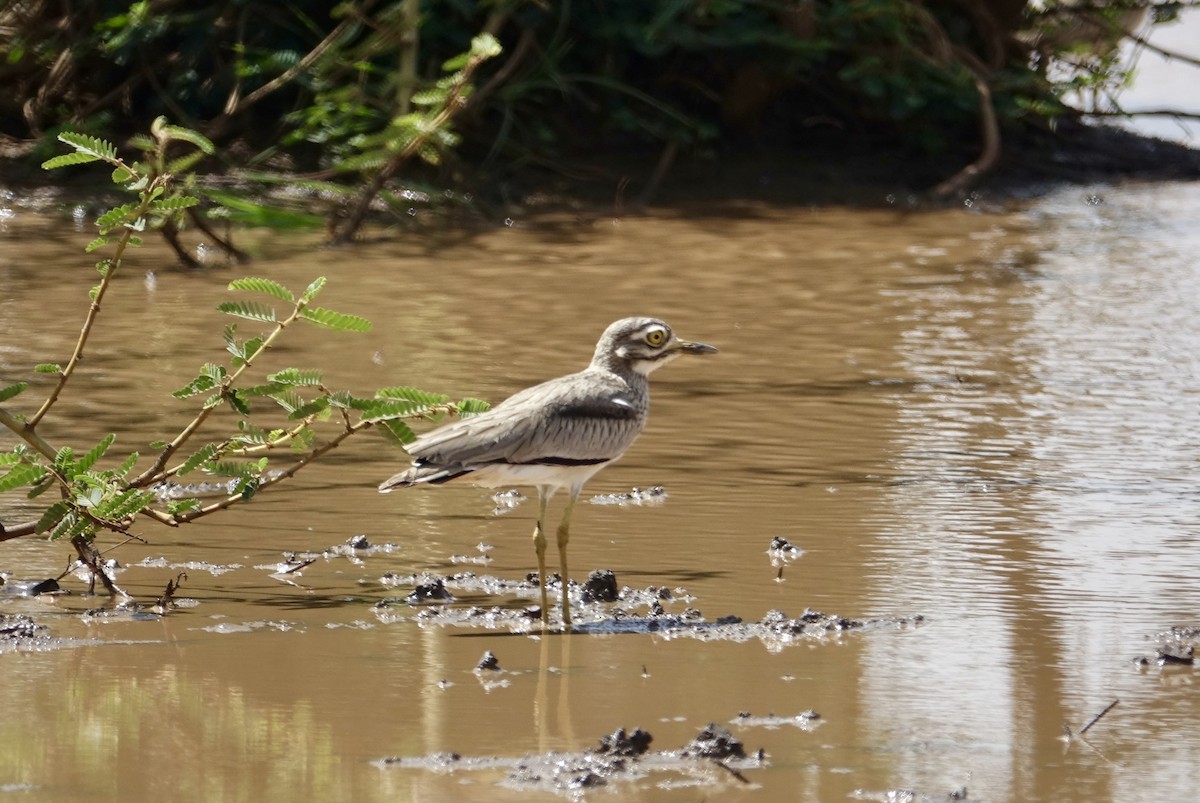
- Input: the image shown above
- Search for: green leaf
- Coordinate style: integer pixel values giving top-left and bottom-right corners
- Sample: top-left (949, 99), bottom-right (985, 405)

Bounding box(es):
top-left (112, 165), bottom-right (136, 184)
top-left (457, 398), bottom-right (491, 417)
top-left (228, 277), bottom-right (294, 302)
top-left (148, 196), bottom-right (200, 215)
top-left (53, 446), bottom-right (74, 475)
top-left (178, 443), bottom-right (220, 476)
top-left (167, 498), bottom-right (201, 515)
top-left (217, 300), bottom-right (277, 323)
top-left (95, 488), bottom-right (157, 521)
top-left (266, 368), bottom-right (323, 386)
top-left (470, 32), bottom-right (503, 60)
top-left (299, 307), bottom-right (371, 332)
top-left (206, 459), bottom-right (262, 479)
top-left (377, 418), bottom-right (416, 447)
top-left (239, 381), bottom-right (288, 397)
top-left (115, 451), bottom-right (139, 479)
top-left (172, 373), bottom-right (218, 399)
top-left (26, 474), bottom-right (54, 499)
top-left (76, 434), bottom-right (116, 473)
top-left (300, 277), bottom-right (326, 303)
top-left (268, 390), bottom-right (306, 414)
top-left (157, 123), bottom-right (215, 155)
top-left (35, 501), bottom-right (71, 533)
top-left (58, 132), bottom-right (117, 161)
top-left (128, 134), bottom-right (156, 153)
top-left (165, 150), bottom-right (207, 174)
top-left (359, 398), bottom-right (432, 422)
top-left (226, 390), bottom-right (252, 416)
top-left (376, 387), bottom-right (449, 406)
top-left (287, 397), bottom-right (330, 420)
top-left (201, 362), bottom-right (227, 382)
top-left (84, 237), bottom-right (109, 253)
top-left (200, 189), bottom-right (324, 229)
top-left (0, 382), bottom-right (29, 402)
top-left (0, 463), bottom-right (45, 492)
top-left (96, 202), bottom-right (140, 232)
top-left (42, 152), bottom-right (101, 170)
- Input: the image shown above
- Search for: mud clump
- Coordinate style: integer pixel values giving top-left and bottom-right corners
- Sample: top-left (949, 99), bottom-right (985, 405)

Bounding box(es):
top-left (581, 569), bottom-right (619, 603)
top-left (0, 613), bottom-right (47, 641)
top-left (377, 722), bottom-right (765, 795)
top-left (406, 577), bottom-right (455, 604)
top-left (681, 723), bottom-right (746, 760)
top-left (475, 650), bottom-right (500, 671)
top-left (593, 727), bottom-right (652, 757)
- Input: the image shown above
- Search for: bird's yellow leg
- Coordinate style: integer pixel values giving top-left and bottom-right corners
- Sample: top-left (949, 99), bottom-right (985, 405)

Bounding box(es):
top-left (556, 493), bottom-right (579, 626)
top-left (533, 489), bottom-right (550, 623)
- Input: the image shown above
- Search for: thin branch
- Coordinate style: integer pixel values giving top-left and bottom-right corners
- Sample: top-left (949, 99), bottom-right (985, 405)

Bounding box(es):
top-left (128, 305), bottom-right (306, 488)
top-left (28, 176), bottom-right (161, 428)
top-left (206, 4), bottom-right (372, 139)
top-left (0, 521), bottom-right (39, 542)
top-left (0, 406), bottom-right (60, 460)
top-left (1083, 107), bottom-right (1200, 120)
top-left (171, 419), bottom-right (373, 524)
top-left (331, 57), bottom-right (487, 244)
top-left (1079, 699), bottom-right (1119, 736)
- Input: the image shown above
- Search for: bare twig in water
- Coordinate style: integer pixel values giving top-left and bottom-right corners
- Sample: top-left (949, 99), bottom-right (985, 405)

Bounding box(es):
top-left (155, 572), bottom-right (188, 613)
top-left (711, 759), bottom-right (751, 784)
top-left (1079, 699), bottom-right (1119, 736)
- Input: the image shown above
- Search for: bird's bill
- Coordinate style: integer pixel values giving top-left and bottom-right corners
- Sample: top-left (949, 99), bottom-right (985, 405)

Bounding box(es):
top-left (675, 339), bottom-right (718, 355)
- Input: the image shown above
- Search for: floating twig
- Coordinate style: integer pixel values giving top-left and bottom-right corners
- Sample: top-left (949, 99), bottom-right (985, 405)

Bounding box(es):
top-left (1079, 699), bottom-right (1119, 736)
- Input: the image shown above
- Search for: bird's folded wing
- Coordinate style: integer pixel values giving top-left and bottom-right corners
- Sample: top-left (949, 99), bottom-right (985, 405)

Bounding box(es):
top-left (408, 372), bottom-right (644, 467)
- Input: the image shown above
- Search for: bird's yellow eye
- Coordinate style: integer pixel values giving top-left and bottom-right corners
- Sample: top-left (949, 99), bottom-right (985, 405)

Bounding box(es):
top-left (645, 328), bottom-right (666, 347)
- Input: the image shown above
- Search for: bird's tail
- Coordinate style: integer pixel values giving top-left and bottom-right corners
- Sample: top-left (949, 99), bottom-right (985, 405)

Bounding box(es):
top-left (378, 462), bottom-right (471, 492)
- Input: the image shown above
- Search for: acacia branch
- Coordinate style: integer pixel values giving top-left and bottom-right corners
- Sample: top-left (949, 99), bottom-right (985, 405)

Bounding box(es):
top-left (128, 304), bottom-right (307, 488)
top-left (170, 419), bottom-right (374, 524)
top-left (27, 177), bottom-right (160, 428)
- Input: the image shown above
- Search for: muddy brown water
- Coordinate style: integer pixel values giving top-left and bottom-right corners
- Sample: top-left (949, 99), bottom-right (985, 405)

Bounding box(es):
top-left (2, 182), bottom-right (1199, 801)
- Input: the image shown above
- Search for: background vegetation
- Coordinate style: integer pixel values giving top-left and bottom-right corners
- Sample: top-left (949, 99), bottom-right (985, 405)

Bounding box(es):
top-left (1, 0), bottom-right (1194, 210)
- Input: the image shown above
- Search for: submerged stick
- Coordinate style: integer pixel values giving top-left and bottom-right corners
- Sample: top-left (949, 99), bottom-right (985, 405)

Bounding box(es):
top-left (1079, 699), bottom-right (1119, 736)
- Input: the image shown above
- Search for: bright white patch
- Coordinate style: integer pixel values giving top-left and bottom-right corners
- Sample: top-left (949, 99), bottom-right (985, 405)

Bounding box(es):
top-left (631, 352), bottom-right (681, 376)
top-left (612, 396), bottom-right (633, 408)
top-left (465, 461), bottom-right (615, 494)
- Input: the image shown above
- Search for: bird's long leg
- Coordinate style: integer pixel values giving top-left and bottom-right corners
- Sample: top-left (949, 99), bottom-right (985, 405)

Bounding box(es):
top-left (533, 487), bottom-right (551, 623)
top-left (556, 490), bottom-right (581, 626)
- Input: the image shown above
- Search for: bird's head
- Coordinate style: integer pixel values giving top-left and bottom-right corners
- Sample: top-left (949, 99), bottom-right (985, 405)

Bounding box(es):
top-left (592, 317), bottom-right (718, 376)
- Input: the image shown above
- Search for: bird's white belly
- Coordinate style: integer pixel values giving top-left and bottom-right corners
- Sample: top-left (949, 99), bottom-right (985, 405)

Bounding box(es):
top-left (466, 461), bottom-right (613, 493)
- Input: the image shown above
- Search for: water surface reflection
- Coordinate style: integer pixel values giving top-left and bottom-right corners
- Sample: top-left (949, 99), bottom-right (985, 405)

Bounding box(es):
top-left (1, 183), bottom-right (1198, 801)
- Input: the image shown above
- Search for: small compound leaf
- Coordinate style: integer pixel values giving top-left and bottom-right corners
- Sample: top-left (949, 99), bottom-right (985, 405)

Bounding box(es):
top-left (58, 132), bottom-right (117, 160)
top-left (377, 418), bottom-right (416, 447)
top-left (35, 501), bottom-right (72, 534)
top-left (178, 443), bottom-right (220, 476)
top-left (0, 382), bottom-right (29, 402)
top-left (228, 277), bottom-right (294, 302)
top-left (300, 276), bottom-right (326, 303)
top-left (225, 390), bottom-right (251, 416)
top-left (299, 307), bottom-right (372, 332)
top-left (172, 373), bottom-right (218, 399)
top-left (376, 387), bottom-right (449, 406)
top-left (0, 463), bottom-right (45, 492)
top-left (158, 124), bottom-right (215, 155)
top-left (217, 300), bottom-right (277, 323)
top-left (42, 151), bottom-right (101, 170)
top-left (76, 433), bottom-right (116, 473)
top-left (266, 368), bottom-right (323, 386)
top-left (456, 398), bottom-right (491, 417)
